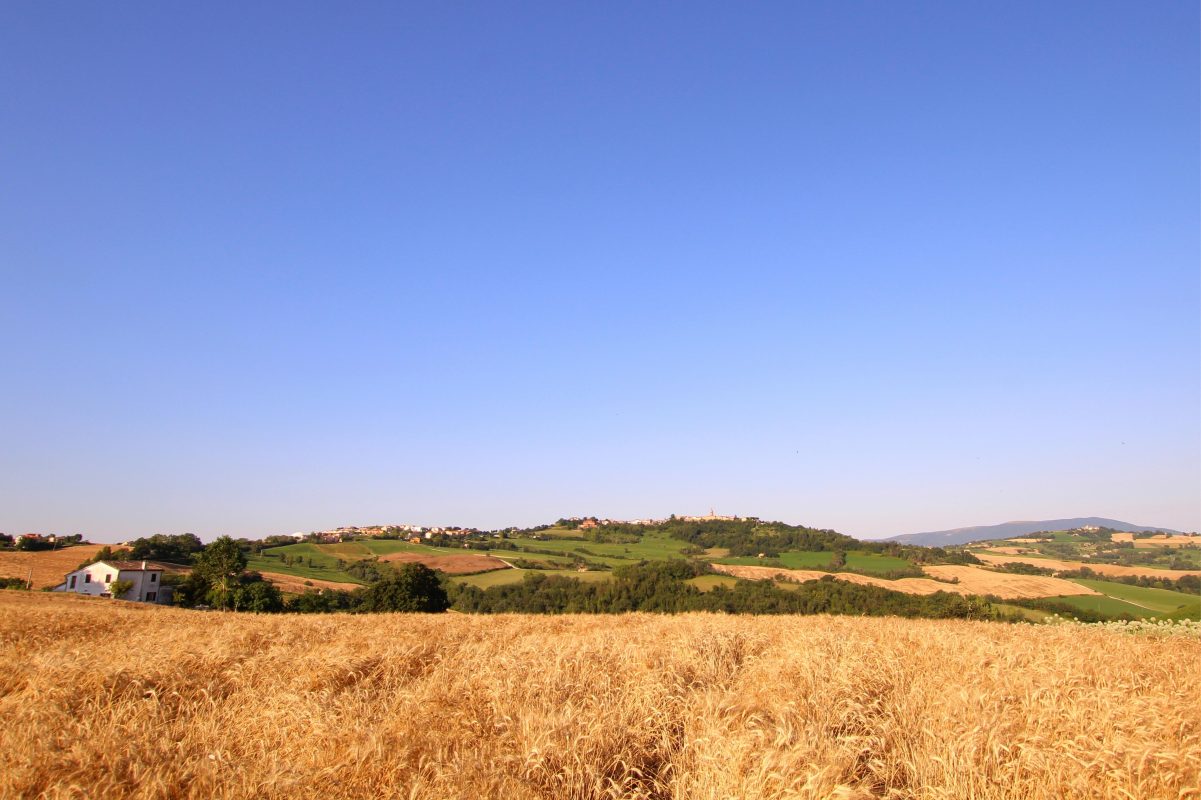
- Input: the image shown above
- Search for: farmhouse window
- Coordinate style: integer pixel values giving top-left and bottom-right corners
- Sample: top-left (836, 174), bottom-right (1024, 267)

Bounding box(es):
top-left (146, 592), bottom-right (157, 602)
top-left (69, 576), bottom-right (77, 589)
top-left (106, 574), bottom-right (113, 582)
top-left (150, 573), bottom-right (157, 583)
top-left (84, 574), bottom-right (91, 583)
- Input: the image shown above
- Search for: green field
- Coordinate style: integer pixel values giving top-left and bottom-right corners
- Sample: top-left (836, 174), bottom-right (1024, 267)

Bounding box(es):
top-left (1050, 594), bottom-right (1159, 619)
top-left (248, 544), bottom-right (360, 582)
top-left (251, 538), bottom-right (473, 583)
top-left (714, 550), bottom-right (913, 575)
top-left (990, 603), bottom-right (1051, 622)
top-left (487, 551), bottom-right (577, 567)
top-left (1068, 579), bottom-right (1200, 619)
top-left (495, 530), bottom-right (693, 567)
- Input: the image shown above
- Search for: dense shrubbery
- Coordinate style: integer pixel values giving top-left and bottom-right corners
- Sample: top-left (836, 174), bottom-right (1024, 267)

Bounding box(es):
top-left (77, 545), bottom-right (132, 568)
top-left (599, 519), bottom-right (858, 557)
top-left (283, 563), bottom-right (449, 614)
top-left (126, 534), bottom-right (205, 564)
top-left (346, 559), bottom-right (392, 583)
top-left (992, 561), bottom-right (1057, 576)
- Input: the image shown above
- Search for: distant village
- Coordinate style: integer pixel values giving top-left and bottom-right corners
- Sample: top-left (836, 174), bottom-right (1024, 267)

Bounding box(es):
top-left (1, 511), bottom-right (757, 550)
top-left (279, 510), bottom-right (756, 545)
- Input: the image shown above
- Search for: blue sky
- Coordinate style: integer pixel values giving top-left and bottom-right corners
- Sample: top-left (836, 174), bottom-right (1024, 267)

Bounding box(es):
top-left (2, 2), bottom-right (1197, 541)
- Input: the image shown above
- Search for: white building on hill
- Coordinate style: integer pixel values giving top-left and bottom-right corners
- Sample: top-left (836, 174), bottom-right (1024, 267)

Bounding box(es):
top-left (53, 560), bottom-right (173, 604)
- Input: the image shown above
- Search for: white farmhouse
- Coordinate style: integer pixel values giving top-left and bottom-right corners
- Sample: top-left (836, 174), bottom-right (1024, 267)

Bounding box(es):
top-left (53, 560), bottom-right (173, 604)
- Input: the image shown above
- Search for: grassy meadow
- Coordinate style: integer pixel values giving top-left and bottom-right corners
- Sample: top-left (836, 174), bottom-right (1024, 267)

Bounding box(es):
top-left (716, 550), bottom-right (914, 573)
top-left (1056, 578), bottom-right (1201, 620)
top-left (2, 592), bottom-right (1198, 800)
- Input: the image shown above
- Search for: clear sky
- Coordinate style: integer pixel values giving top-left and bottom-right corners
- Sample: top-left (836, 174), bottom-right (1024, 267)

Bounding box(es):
top-left (2, 2), bottom-right (1198, 542)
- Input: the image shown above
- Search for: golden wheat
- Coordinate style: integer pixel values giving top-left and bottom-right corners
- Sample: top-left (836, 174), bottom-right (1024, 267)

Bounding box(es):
top-left (1, 592), bottom-right (1198, 799)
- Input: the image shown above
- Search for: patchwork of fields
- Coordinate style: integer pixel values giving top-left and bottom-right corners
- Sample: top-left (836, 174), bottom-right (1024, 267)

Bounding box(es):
top-left (7, 529), bottom-right (1199, 622)
top-left (1, 591), bottom-right (1196, 799)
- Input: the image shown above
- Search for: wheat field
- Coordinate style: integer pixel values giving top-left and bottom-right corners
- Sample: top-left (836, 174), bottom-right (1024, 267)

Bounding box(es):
top-left (1, 592), bottom-right (1198, 800)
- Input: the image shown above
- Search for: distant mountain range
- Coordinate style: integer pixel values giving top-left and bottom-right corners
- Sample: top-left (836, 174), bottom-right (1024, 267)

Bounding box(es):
top-left (886, 517), bottom-right (1182, 547)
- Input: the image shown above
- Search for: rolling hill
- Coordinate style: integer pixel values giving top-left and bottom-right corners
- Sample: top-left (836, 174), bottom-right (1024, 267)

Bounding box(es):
top-left (886, 517), bottom-right (1181, 547)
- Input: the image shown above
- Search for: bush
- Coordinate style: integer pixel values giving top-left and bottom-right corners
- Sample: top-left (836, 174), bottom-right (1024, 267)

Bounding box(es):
top-left (357, 564), bottom-right (449, 613)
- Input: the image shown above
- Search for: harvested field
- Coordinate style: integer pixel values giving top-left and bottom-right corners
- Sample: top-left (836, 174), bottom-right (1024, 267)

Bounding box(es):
top-left (1112, 533), bottom-right (1198, 545)
top-left (921, 565), bottom-right (1100, 599)
top-left (0, 544), bottom-right (105, 588)
top-left (1133, 539), bottom-right (1198, 549)
top-left (974, 552), bottom-right (1201, 579)
top-left (1, 591), bottom-right (1197, 799)
top-left (377, 552), bottom-right (510, 575)
top-left (984, 546), bottom-right (1035, 555)
top-left (711, 563), bottom-right (1098, 600)
top-left (256, 572), bottom-right (361, 594)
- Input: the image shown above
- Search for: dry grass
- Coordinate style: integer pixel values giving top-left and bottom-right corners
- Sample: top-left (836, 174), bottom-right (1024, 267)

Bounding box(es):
top-left (377, 552), bottom-right (510, 574)
top-left (973, 552), bottom-right (1201, 579)
top-left (0, 544), bottom-right (106, 588)
top-left (2, 592), bottom-right (1198, 799)
top-left (711, 563), bottom-right (1097, 600)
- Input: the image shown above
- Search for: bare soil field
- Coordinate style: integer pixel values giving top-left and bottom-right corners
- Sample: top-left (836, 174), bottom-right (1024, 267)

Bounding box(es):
top-left (0, 591), bottom-right (1197, 799)
top-left (973, 552), bottom-right (1201, 579)
top-left (711, 563), bottom-right (1098, 600)
top-left (0, 544), bottom-right (105, 588)
top-left (378, 552), bottom-right (510, 574)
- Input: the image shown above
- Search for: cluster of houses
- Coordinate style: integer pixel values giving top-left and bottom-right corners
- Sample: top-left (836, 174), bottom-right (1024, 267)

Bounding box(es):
top-left (288, 524), bottom-right (485, 544)
top-left (570, 510), bottom-right (755, 529)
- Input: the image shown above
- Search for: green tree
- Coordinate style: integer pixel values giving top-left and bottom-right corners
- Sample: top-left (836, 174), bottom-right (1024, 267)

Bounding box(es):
top-left (232, 579), bottom-right (284, 613)
top-left (357, 563), bottom-right (449, 613)
top-left (193, 536), bottom-right (248, 610)
top-left (108, 579), bottom-right (135, 599)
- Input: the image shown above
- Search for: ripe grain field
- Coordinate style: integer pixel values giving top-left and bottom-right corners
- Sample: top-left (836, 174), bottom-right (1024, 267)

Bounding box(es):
top-left (1, 592), bottom-right (1198, 800)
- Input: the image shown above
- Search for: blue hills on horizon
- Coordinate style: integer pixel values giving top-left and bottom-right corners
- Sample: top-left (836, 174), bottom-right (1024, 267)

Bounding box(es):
top-left (884, 517), bottom-right (1183, 547)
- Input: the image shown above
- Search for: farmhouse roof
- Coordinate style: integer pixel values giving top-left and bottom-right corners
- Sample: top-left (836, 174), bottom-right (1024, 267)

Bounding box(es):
top-left (89, 560), bottom-right (179, 572)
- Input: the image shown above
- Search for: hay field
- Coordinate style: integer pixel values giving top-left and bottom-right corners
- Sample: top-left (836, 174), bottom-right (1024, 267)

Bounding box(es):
top-left (0, 544), bottom-right (105, 588)
top-left (3, 593), bottom-right (1198, 799)
top-left (973, 552), bottom-right (1201, 579)
top-left (254, 572), bottom-right (362, 593)
top-left (378, 551), bottom-right (509, 574)
top-left (711, 563), bottom-right (1097, 600)
top-left (1111, 533), bottom-right (1198, 546)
